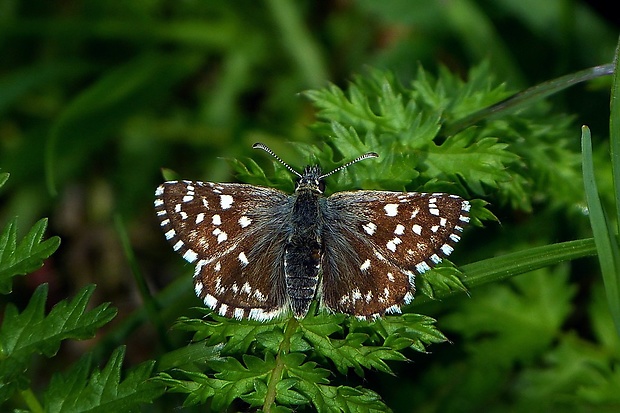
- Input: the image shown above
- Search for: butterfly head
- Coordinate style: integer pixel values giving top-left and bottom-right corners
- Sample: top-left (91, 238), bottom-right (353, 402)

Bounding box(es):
top-left (252, 142), bottom-right (379, 194)
top-left (297, 165), bottom-right (325, 194)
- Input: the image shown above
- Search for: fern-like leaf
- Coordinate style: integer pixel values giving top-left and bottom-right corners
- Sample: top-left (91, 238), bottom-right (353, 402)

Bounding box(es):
top-left (0, 217), bottom-right (60, 294)
top-left (0, 284), bottom-right (117, 403)
top-left (43, 346), bottom-right (164, 412)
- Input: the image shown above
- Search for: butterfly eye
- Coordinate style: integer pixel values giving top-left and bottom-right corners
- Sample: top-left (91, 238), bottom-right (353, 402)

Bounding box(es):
top-left (318, 180), bottom-right (325, 193)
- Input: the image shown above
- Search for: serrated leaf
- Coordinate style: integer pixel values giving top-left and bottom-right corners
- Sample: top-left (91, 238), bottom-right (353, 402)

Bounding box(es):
top-left (416, 263), bottom-right (468, 300)
top-left (373, 314), bottom-right (448, 353)
top-left (283, 353), bottom-right (330, 385)
top-left (155, 371), bottom-right (223, 407)
top-left (300, 318), bottom-right (403, 376)
top-left (0, 284), bottom-right (116, 403)
top-left (43, 346), bottom-right (163, 412)
top-left (240, 378), bottom-right (269, 407)
top-left (0, 217), bottom-right (60, 294)
top-left (293, 381), bottom-right (390, 413)
top-left (207, 354), bottom-right (274, 410)
top-left (425, 133), bottom-right (518, 194)
top-left (173, 313), bottom-right (284, 355)
top-left (0, 284), bottom-right (116, 358)
top-left (275, 378), bottom-right (308, 405)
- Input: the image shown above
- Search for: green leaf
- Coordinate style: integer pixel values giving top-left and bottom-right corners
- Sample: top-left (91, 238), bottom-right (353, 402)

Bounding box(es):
top-left (373, 314), bottom-right (448, 353)
top-left (0, 218), bottom-right (60, 294)
top-left (0, 284), bottom-right (116, 403)
top-left (299, 314), bottom-right (405, 376)
top-left (43, 346), bottom-right (164, 412)
top-left (582, 125), bottom-right (620, 335)
top-left (425, 132), bottom-right (518, 195)
top-left (173, 312), bottom-right (285, 355)
top-left (293, 381), bottom-right (390, 413)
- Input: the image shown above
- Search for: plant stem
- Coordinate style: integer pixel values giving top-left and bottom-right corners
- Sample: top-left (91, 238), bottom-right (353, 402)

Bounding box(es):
top-left (20, 388), bottom-right (43, 413)
top-left (263, 317), bottom-right (298, 412)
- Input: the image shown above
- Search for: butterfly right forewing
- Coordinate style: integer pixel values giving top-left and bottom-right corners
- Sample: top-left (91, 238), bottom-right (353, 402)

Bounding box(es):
top-left (321, 190), bottom-right (469, 319)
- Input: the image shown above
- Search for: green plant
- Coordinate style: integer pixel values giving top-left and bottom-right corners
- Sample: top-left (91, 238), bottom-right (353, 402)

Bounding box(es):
top-left (0, 174), bottom-right (164, 411)
top-left (153, 53), bottom-right (620, 411)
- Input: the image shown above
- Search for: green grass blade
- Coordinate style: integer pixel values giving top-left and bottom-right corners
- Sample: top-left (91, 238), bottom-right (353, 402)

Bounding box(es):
top-left (413, 238), bottom-right (598, 305)
top-left (444, 63), bottom-right (615, 136)
top-left (611, 35), bottom-right (620, 231)
top-left (582, 125), bottom-right (620, 335)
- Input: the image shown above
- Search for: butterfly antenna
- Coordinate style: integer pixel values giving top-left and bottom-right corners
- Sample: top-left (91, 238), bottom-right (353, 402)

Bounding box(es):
top-left (320, 151), bottom-right (379, 179)
top-left (252, 143), bottom-right (302, 178)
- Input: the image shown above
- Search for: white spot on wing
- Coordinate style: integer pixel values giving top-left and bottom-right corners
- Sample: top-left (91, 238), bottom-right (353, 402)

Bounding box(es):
top-left (203, 293), bottom-right (218, 308)
top-left (219, 304), bottom-right (228, 316)
top-left (386, 237), bottom-right (402, 252)
top-left (183, 249), bottom-right (198, 263)
top-left (213, 228), bottom-right (227, 243)
top-left (362, 222), bottom-right (377, 235)
top-left (220, 194), bottom-right (234, 209)
top-left (212, 214), bottom-right (222, 225)
top-left (415, 261), bottom-right (431, 273)
top-left (360, 259), bottom-right (371, 271)
top-left (412, 224), bottom-right (422, 235)
top-left (238, 252), bottom-right (249, 266)
top-left (384, 203), bottom-right (399, 216)
top-left (194, 282), bottom-right (203, 296)
top-left (238, 216), bottom-right (252, 228)
top-left (441, 244), bottom-right (454, 255)
top-left (394, 224), bottom-right (405, 235)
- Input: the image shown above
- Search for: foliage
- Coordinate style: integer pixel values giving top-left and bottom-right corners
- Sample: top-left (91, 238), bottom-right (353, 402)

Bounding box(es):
top-left (0, 175), bottom-right (163, 412)
top-left (1, 1), bottom-right (619, 412)
top-left (157, 311), bottom-right (444, 412)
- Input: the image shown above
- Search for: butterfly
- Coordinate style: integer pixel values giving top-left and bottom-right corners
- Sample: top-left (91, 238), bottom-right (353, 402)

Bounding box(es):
top-left (155, 143), bottom-right (470, 321)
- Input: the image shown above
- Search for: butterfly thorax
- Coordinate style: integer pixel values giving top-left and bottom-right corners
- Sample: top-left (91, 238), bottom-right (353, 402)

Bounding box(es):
top-left (285, 168), bottom-right (324, 317)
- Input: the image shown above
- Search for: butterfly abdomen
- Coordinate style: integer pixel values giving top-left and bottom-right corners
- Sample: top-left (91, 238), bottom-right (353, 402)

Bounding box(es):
top-left (285, 190), bottom-right (323, 318)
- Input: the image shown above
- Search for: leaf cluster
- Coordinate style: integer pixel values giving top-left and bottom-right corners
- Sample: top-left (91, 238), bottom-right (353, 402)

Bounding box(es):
top-left (157, 309), bottom-right (447, 412)
top-left (0, 175), bottom-right (164, 411)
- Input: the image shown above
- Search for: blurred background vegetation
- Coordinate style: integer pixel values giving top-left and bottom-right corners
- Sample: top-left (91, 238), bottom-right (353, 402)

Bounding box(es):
top-left (1, 0), bottom-right (619, 411)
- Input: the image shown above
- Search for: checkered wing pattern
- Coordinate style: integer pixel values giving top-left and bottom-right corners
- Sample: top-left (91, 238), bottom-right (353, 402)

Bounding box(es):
top-left (321, 191), bottom-right (470, 318)
top-left (154, 180), bottom-right (292, 321)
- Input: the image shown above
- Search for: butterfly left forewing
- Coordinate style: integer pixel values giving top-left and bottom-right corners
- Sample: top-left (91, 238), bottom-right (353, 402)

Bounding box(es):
top-left (155, 180), bottom-right (292, 320)
top-left (321, 190), bottom-right (470, 318)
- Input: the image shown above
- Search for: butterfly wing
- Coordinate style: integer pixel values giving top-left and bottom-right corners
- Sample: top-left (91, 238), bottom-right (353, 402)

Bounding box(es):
top-left (155, 180), bottom-right (293, 320)
top-left (321, 191), bottom-right (470, 319)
